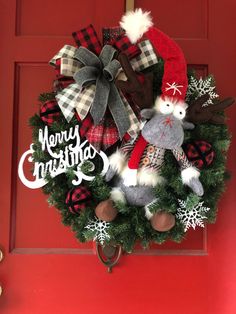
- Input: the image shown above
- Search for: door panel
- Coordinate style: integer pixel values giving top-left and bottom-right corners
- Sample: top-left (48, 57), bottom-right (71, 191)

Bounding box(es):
top-left (0, 0), bottom-right (236, 313)
top-left (136, 0), bottom-right (208, 39)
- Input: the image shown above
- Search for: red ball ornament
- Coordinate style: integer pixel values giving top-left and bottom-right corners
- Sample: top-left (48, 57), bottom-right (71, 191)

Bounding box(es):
top-left (183, 141), bottom-right (215, 169)
top-left (66, 186), bottom-right (91, 214)
top-left (40, 99), bottom-right (61, 125)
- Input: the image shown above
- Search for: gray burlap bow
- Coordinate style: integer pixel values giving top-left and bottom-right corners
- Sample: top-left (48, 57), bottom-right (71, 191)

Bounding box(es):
top-left (73, 45), bottom-right (130, 138)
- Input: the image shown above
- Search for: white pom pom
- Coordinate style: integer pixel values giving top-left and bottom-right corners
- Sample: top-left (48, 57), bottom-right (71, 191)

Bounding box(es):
top-left (121, 167), bottom-right (138, 186)
top-left (120, 8), bottom-right (153, 44)
top-left (110, 188), bottom-right (126, 204)
top-left (181, 167), bottom-right (200, 185)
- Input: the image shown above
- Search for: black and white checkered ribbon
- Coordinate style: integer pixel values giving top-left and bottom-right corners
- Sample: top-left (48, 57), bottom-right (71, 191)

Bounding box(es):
top-left (49, 40), bottom-right (158, 137)
top-left (131, 40), bottom-right (158, 71)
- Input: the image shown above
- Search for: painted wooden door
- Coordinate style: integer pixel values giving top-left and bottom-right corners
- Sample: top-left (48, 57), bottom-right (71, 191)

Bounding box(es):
top-left (0, 0), bottom-right (235, 313)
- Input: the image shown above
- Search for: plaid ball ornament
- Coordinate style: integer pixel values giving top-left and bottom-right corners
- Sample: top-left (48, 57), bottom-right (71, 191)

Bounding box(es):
top-left (183, 141), bottom-right (215, 169)
top-left (40, 99), bottom-right (61, 125)
top-left (66, 186), bottom-right (91, 214)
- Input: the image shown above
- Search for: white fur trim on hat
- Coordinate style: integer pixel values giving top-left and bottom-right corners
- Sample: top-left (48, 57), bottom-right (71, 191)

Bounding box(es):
top-left (137, 167), bottom-right (165, 187)
top-left (181, 166), bottom-right (200, 185)
top-left (121, 166), bottom-right (138, 186)
top-left (120, 8), bottom-right (153, 44)
top-left (109, 150), bottom-right (127, 175)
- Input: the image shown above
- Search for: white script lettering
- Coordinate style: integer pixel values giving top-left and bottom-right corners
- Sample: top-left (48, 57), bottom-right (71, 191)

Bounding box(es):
top-left (18, 126), bottom-right (109, 189)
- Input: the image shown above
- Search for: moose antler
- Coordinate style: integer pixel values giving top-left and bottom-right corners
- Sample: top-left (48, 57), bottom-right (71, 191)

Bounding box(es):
top-left (115, 53), bottom-right (154, 109)
top-left (186, 94), bottom-right (235, 124)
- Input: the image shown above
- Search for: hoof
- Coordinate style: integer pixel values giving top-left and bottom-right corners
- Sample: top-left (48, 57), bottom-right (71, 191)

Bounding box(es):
top-left (95, 199), bottom-right (118, 222)
top-left (150, 211), bottom-right (175, 232)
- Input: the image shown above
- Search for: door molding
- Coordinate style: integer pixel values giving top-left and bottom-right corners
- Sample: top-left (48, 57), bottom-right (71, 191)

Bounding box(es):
top-left (125, 0), bottom-right (134, 11)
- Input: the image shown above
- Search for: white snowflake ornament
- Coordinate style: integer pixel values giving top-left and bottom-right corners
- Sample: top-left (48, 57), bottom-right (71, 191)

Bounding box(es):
top-left (85, 216), bottom-right (110, 245)
top-left (176, 199), bottom-right (210, 232)
top-left (186, 76), bottom-right (219, 106)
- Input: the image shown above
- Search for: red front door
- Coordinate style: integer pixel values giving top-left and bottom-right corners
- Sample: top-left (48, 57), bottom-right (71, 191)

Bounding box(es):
top-left (1, 0), bottom-right (236, 313)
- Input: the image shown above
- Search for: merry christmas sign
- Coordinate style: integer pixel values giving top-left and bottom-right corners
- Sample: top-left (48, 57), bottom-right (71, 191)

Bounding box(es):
top-left (18, 125), bottom-right (109, 189)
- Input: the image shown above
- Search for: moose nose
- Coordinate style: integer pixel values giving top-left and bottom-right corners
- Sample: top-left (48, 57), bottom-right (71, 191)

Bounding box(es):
top-left (164, 116), bottom-right (173, 127)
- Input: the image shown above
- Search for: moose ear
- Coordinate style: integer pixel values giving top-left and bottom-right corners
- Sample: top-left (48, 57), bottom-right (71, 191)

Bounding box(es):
top-left (140, 109), bottom-right (156, 120)
top-left (182, 121), bottom-right (195, 130)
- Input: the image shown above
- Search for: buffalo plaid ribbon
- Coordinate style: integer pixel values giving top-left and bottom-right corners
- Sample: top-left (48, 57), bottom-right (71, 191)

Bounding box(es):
top-left (72, 24), bottom-right (102, 55)
top-left (76, 113), bottom-right (93, 138)
top-left (53, 78), bottom-right (75, 92)
top-left (40, 99), bottom-right (61, 125)
top-left (102, 27), bottom-right (141, 59)
top-left (66, 186), bottom-right (91, 214)
top-left (114, 34), bottom-right (141, 59)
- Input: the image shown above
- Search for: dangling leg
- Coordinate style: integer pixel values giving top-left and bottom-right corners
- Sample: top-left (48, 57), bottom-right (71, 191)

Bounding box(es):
top-left (95, 188), bottom-right (126, 222)
top-left (145, 200), bottom-right (176, 232)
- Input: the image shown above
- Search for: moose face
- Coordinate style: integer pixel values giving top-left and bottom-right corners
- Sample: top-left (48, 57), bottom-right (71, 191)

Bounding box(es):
top-left (141, 98), bottom-right (187, 150)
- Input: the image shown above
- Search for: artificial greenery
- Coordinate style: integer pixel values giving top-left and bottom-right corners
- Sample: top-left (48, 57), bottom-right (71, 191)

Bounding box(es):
top-left (29, 63), bottom-right (231, 252)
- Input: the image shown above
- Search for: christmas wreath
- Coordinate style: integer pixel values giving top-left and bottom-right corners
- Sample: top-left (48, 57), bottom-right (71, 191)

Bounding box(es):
top-left (18, 9), bottom-right (234, 267)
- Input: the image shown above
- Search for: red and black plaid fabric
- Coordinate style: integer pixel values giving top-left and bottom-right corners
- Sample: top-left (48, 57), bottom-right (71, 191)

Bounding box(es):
top-left (183, 141), bottom-right (215, 169)
top-left (102, 26), bottom-right (125, 45)
top-left (114, 34), bottom-right (141, 59)
top-left (66, 186), bottom-right (91, 214)
top-left (54, 59), bottom-right (63, 78)
top-left (102, 119), bottom-right (120, 150)
top-left (53, 59), bottom-right (75, 92)
top-left (53, 78), bottom-right (75, 92)
top-left (76, 112), bottom-right (93, 138)
top-left (72, 24), bottom-right (102, 55)
top-left (102, 27), bottom-right (141, 59)
top-left (40, 99), bottom-right (61, 125)
top-left (86, 117), bottom-right (119, 152)
top-left (86, 123), bottom-right (105, 151)
top-left (76, 113), bottom-right (119, 151)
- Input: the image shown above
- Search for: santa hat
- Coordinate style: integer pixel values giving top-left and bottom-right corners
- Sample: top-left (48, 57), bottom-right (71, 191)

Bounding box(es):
top-left (120, 8), bottom-right (188, 102)
top-left (119, 9), bottom-right (188, 186)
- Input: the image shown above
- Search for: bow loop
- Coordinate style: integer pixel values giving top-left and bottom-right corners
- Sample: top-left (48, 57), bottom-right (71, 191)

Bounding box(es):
top-left (90, 76), bottom-right (110, 125)
top-left (73, 45), bottom-right (129, 133)
top-left (74, 46), bottom-right (102, 69)
top-left (74, 66), bottom-right (100, 89)
top-left (49, 45), bottom-right (78, 67)
top-left (99, 45), bottom-right (117, 66)
top-left (103, 59), bottom-right (121, 82)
